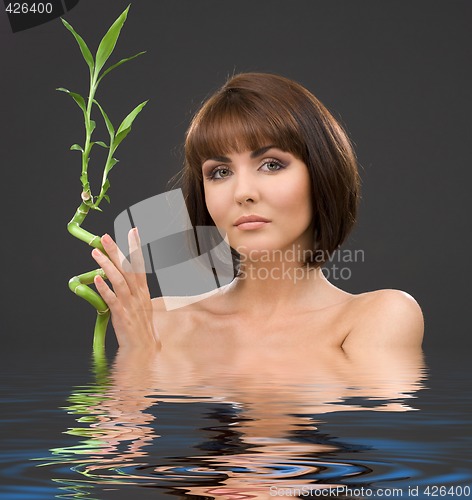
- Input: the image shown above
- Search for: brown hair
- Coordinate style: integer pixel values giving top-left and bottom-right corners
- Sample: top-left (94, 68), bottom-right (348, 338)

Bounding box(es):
top-left (179, 72), bottom-right (360, 269)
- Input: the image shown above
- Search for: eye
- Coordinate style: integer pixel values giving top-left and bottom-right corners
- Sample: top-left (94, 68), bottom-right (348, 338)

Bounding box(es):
top-left (207, 166), bottom-right (232, 180)
top-left (259, 158), bottom-right (285, 172)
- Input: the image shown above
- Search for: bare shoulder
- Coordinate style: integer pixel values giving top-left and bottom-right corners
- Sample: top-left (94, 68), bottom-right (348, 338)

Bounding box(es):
top-left (152, 289), bottom-right (221, 313)
top-left (151, 296), bottom-right (166, 312)
top-left (342, 289), bottom-right (424, 350)
top-left (151, 291), bottom-right (221, 334)
top-left (151, 295), bottom-right (201, 320)
top-left (151, 289), bottom-right (237, 348)
top-left (151, 296), bottom-right (198, 344)
top-left (151, 283), bottom-right (234, 315)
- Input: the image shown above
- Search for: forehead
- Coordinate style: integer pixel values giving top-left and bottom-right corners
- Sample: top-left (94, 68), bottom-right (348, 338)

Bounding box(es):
top-left (187, 95), bottom-right (304, 165)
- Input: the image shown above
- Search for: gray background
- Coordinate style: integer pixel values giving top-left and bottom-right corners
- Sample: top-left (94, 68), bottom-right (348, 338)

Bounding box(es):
top-left (0, 0), bottom-right (470, 354)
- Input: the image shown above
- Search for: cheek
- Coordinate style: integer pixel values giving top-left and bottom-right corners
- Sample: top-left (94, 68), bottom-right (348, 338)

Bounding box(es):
top-left (273, 175), bottom-right (312, 219)
top-left (203, 187), bottom-right (226, 226)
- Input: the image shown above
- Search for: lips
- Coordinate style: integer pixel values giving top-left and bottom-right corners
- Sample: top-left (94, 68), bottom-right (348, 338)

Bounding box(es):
top-left (234, 214), bottom-right (271, 226)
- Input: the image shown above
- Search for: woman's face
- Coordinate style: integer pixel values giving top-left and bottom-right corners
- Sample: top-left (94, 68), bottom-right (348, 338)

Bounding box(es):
top-left (202, 146), bottom-right (313, 260)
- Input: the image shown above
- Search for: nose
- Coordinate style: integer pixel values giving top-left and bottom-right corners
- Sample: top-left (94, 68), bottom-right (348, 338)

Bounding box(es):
top-left (233, 170), bottom-right (259, 205)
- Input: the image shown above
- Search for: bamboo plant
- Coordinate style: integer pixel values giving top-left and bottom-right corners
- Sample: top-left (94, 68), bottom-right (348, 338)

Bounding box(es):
top-left (59, 5), bottom-right (147, 351)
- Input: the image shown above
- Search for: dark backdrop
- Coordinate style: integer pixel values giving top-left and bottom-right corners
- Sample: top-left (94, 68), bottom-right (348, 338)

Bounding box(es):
top-left (1, 0), bottom-right (470, 354)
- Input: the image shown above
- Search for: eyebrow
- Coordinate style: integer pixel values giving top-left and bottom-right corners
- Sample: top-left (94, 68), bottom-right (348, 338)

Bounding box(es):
top-left (204, 145), bottom-right (277, 164)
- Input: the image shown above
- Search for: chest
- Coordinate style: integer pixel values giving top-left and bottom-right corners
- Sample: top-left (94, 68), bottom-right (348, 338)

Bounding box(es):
top-left (157, 304), bottom-right (352, 351)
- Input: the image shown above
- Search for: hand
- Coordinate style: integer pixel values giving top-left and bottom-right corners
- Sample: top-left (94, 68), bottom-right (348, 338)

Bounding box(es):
top-left (91, 229), bottom-right (160, 350)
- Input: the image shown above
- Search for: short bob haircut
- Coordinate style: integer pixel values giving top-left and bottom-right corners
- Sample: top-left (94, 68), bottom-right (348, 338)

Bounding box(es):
top-left (180, 72), bottom-right (360, 270)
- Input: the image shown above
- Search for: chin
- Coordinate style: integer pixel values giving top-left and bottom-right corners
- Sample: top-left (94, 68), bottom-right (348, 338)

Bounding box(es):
top-left (231, 240), bottom-right (290, 258)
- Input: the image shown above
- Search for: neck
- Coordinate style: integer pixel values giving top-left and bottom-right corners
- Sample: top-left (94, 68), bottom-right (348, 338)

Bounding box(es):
top-left (228, 257), bottom-right (334, 316)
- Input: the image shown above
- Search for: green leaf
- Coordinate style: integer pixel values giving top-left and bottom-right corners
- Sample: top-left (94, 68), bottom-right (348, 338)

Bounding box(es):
top-left (89, 120), bottom-right (96, 134)
top-left (56, 88), bottom-right (86, 114)
top-left (116, 100), bottom-right (148, 135)
top-left (94, 141), bottom-right (109, 148)
top-left (93, 100), bottom-right (114, 138)
top-left (113, 128), bottom-right (130, 151)
top-left (97, 51), bottom-right (146, 84)
top-left (107, 157), bottom-right (119, 174)
top-left (60, 18), bottom-right (94, 75)
top-left (112, 100), bottom-right (148, 153)
top-left (94, 5), bottom-right (130, 78)
top-left (70, 144), bottom-right (84, 152)
top-left (103, 194), bottom-right (111, 203)
top-left (70, 93), bottom-right (86, 114)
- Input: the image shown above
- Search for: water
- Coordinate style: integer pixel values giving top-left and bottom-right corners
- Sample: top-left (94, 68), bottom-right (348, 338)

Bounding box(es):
top-left (1, 348), bottom-right (471, 500)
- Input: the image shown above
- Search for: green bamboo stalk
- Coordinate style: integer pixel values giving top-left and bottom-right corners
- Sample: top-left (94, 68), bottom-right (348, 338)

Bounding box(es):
top-left (59, 5), bottom-right (147, 352)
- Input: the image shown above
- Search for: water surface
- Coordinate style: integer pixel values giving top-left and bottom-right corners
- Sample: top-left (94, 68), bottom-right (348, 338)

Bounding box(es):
top-left (1, 348), bottom-right (470, 499)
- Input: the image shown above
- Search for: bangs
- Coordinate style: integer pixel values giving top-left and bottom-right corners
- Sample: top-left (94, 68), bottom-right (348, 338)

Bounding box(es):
top-left (185, 89), bottom-right (305, 173)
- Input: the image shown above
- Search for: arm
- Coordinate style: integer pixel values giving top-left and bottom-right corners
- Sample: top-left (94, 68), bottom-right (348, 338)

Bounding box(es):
top-left (342, 289), bottom-right (424, 352)
top-left (92, 228), bottom-right (161, 350)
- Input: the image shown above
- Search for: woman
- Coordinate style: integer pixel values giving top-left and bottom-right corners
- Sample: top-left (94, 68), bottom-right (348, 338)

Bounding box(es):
top-left (91, 72), bottom-right (424, 352)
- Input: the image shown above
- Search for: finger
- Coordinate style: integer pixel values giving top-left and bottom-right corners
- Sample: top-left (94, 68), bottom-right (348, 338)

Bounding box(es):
top-left (128, 228), bottom-right (147, 282)
top-left (94, 274), bottom-right (120, 312)
top-left (101, 233), bottom-right (136, 287)
top-left (92, 248), bottom-right (131, 300)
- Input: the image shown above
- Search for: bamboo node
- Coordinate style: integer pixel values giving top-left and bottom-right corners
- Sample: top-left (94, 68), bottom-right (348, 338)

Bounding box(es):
top-left (98, 308), bottom-right (110, 315)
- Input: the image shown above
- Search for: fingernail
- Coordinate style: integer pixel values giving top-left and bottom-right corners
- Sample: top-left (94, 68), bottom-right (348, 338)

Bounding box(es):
top-left (92, 249), bottom-right (102, 258)
top-left (102, 234), bottom-right (111, 244)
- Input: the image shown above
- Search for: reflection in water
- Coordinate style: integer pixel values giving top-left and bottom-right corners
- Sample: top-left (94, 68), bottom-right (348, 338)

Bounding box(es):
top-left (38, 345), bottom-right (427, 499)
